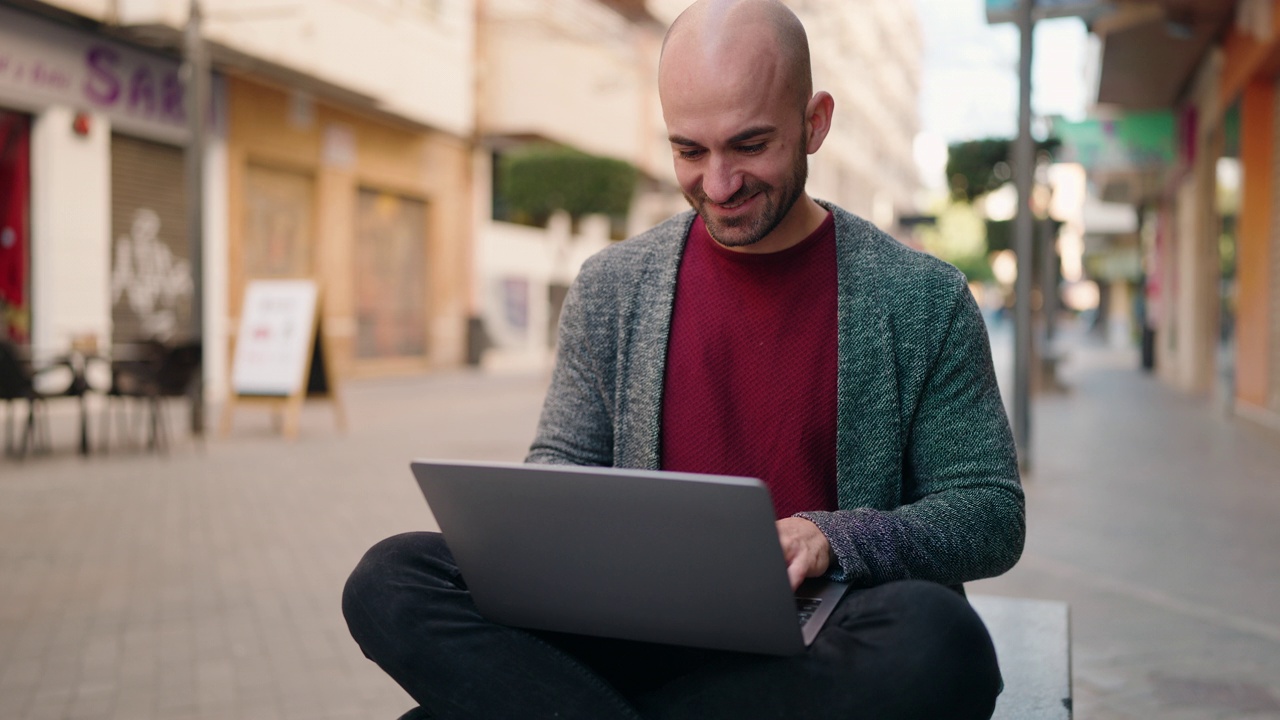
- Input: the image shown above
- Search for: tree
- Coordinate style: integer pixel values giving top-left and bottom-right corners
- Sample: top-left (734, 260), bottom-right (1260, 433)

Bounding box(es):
top-left (946, 137), bottom-right (1061, 203)
top-left (498, 145), bottom-right (639, 230)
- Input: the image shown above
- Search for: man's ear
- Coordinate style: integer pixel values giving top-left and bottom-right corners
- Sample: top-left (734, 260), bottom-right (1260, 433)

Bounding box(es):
top-left (804, 91), bottom-right (835, 154)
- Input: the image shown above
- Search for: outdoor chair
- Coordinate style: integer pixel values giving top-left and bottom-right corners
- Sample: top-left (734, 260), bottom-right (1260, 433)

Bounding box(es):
top-left (100, 340), bottom-right (201, 453)
top-left (0, 340), bottom-right (90, 459)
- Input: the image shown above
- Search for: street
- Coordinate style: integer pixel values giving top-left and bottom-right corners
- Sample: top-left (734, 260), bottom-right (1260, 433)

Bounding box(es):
top-left (3, 326), bottom-right (1280, 719)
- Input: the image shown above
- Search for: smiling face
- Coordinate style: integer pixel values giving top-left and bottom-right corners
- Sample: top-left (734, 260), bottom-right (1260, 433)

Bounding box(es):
top-left (659, 0), bottom-right (832, 253)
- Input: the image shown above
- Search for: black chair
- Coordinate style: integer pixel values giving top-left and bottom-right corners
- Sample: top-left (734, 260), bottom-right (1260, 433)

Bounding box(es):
top-left (0, 340), bottom-right (91, 458)
top-left (100, 341), bottom-right (202, 453)
top-left (1, 340), bottom-right (44, 458)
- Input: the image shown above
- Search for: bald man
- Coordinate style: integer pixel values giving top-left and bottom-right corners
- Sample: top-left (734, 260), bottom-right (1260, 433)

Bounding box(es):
top-left (344, 1), bottom-right (1023, 718)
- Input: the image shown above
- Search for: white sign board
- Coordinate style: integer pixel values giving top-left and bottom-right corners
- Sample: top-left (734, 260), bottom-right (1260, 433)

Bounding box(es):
top-left (231, 280), bottom-right (319, 396)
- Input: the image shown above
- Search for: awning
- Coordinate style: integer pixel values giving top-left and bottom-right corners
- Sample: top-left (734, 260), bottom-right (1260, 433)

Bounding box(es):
top-left (1093, 0), bottom-right (1238, 109)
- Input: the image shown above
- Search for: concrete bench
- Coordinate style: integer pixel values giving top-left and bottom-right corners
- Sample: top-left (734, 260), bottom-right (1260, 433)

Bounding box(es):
top-left (970, 595), bottom-right (1072, 719)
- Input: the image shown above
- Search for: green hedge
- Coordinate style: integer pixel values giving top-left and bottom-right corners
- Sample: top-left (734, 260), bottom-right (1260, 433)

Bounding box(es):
top-left (498, 145), bottom-right (639, 227)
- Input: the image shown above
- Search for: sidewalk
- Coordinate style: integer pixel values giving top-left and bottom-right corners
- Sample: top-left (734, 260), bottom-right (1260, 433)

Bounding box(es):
top-left (0, 371), bottom-right (551, 720)
top-left (977, 322), bottom-right (1280, 719)
top-left (2, 329), bottom-right (1279, 719)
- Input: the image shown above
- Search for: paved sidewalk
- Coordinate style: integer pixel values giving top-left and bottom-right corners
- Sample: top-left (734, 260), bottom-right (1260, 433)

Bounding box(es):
top-left (975, 324), bottom-right (1280, 719)
top-left (1, 372), bottom-right (550, 720)
top-left (2, 328), bottom-right (1279, 719)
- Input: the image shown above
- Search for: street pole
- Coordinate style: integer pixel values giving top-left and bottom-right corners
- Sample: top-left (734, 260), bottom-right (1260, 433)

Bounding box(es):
top-left (1041, 214), bottom-right (1058, 347)
top-left (1012, 0), bottom-right (1035, 471)
top-left (183, 0), bottom-right (208, 434)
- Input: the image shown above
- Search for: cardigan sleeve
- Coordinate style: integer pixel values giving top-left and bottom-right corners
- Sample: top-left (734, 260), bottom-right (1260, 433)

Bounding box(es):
top-left (796, 285), bottom-right (1025, 587)
top-left (525, 260), bottom-right (617, 468)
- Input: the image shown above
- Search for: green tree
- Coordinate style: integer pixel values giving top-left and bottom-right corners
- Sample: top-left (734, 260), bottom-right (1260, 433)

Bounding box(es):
top-left (946, 137), bottom-right (1060, 203)
top-left (498, 145), bottom-right (639, 229)
top-left (918, 199), bottom-right (994, 283)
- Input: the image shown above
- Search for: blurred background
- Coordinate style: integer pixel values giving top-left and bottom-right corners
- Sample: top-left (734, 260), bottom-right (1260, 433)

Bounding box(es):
top-left (2, 1), bottom-right (1279, 719)
top-left (0, 0), bottom-right (1263, 400)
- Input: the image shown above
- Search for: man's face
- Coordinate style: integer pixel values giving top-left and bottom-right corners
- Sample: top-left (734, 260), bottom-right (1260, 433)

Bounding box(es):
top-left (660, 43), bottom-right (811, 250)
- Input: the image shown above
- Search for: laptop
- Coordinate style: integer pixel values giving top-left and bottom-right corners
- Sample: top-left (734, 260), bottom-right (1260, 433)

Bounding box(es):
top-left (410, 459), bottom-right (849, 656)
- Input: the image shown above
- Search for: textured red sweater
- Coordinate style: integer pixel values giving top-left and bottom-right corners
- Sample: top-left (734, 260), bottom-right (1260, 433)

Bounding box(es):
top-left (661, 212), bottom-right (838, 519)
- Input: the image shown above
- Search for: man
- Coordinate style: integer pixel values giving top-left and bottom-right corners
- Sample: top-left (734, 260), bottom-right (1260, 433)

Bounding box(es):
top-left (343, 1), bottom-right (1024, 718)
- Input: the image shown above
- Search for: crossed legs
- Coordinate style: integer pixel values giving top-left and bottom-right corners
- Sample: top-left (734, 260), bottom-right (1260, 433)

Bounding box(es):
top-left (343, 532), bottom-right (1001, 720)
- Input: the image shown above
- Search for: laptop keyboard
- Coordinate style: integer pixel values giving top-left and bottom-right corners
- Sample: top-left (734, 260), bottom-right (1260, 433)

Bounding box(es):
top-left (796, 597), bottom-right (822, 625)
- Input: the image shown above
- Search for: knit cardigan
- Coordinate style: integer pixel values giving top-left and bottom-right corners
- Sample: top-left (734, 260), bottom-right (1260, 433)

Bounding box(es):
top-left (527, 202), bottom-right (1025, 588)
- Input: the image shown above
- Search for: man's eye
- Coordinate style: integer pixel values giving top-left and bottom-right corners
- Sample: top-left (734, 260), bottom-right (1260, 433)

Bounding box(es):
top-left (739, 143), bottom-right (766, 154)
top-left (678, 149), bottom-right (705, 160)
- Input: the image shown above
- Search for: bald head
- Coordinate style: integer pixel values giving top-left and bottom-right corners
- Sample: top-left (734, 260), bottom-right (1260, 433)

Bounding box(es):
top-left (660, 0), bottom-right (812, 111)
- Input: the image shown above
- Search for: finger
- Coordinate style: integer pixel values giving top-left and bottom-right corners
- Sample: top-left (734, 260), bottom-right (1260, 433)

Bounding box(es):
top-left (787, 556), bottom-right (806, 591)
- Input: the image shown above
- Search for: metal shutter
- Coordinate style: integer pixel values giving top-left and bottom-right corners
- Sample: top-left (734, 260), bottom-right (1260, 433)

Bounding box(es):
top-left (109, 134), bottom-right (191, 344)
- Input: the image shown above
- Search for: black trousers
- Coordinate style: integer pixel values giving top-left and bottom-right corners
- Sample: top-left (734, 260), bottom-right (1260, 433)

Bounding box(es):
top-left (343, 532), bottom-right (1002, 720)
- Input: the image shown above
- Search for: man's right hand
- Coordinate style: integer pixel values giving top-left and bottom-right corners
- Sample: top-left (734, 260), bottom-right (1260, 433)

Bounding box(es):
top-left (776, 516), bottom-right (831, 590)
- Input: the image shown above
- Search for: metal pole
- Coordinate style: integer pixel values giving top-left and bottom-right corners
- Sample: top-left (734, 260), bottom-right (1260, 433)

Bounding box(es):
top-left (1041, 215), bottom-right (1058, 346)
top-left (1012, 0), bottom-right (1035, 470)
top-left (183, 0), bottom-right (207, 434)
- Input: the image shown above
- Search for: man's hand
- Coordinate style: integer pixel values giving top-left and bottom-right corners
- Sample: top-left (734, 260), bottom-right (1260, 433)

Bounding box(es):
top-left (776, 517), bottom-right (831, 591)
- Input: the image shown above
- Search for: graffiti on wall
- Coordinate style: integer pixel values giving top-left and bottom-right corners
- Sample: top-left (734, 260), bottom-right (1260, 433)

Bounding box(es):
top-left (111, 208), bottom-right (192, 340)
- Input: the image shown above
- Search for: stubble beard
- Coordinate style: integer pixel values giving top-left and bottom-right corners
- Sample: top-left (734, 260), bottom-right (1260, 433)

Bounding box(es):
top-left (687, 145), bottom-right (809, 249)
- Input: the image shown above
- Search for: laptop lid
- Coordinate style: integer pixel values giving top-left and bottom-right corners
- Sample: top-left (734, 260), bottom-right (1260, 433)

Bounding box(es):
top-left (410, 459), bottom-right (847, 656)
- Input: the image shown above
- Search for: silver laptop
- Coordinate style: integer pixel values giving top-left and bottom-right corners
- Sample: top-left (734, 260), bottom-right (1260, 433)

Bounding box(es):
top-left (410, 459), bottom-right (849, 656)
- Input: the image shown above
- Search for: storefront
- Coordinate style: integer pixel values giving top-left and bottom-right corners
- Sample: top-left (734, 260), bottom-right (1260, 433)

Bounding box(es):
top-left (0, 4), bottom-right (219, 358)
top-left (110, 133), bottom-right (192, 345)
top-left (225, 75), bottom-right (470, 377)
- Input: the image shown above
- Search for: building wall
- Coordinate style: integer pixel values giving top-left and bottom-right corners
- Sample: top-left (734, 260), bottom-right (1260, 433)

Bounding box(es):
top-left (798, 0), bottom-right (922, 229)
top-left (225, 76), bottom-right (471, 379)
top-left (482, 0), bottom-right (661, 175)
top-left (0, 3), bottom-right (226, 367)
top-left (1234, 79), bottom-right (1274, 411)
top-left (1161, 53), bottom-right (1225, 396)
top-left (29, 105), bottom-right (112, 355)
top-left (37, 0), bottom-right (476, 138)
top-left (1272, 138), bottom-right (1280, 418)
top-left (1217, 1), bottom-right (1280, 431)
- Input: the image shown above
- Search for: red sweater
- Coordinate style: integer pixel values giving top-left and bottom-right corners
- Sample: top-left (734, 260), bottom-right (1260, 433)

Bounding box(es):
top-left (661, 212), bottom-right (838, 519)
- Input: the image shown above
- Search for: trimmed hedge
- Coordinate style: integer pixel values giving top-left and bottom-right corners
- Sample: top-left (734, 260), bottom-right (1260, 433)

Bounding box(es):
top-left (498, 145), bottom-right (638, 227)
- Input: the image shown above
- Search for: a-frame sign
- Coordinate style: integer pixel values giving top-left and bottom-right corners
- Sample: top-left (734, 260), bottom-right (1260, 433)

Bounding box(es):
top-left (220, 279), bottom-right (346, 439)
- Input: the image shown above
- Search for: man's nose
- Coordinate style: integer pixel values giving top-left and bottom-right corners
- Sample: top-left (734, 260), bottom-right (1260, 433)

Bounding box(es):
top-left (702, 157), bottom-right (743, 204)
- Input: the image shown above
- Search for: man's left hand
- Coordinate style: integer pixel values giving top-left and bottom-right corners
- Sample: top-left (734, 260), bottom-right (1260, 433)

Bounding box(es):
top-left (776, 517), bottom-right (831, 591)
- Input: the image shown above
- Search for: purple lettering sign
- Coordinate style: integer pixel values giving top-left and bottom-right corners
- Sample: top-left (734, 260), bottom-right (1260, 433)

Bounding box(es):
top-left (84, 46), bottom-right (122, 105)
top-left (1, 6), bottom-right (192, 139)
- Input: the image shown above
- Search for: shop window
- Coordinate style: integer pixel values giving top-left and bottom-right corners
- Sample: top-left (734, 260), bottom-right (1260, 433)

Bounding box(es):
top-left (244, 164), bottom-right (314, 280)
top-left (354, 189), bottom-right (428, 359)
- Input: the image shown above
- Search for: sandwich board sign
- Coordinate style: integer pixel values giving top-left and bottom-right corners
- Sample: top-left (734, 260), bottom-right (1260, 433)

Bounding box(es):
top-left (221, 279), bottom-right (345, 439)
top-left (986, 0), bottom-right (1101, 24)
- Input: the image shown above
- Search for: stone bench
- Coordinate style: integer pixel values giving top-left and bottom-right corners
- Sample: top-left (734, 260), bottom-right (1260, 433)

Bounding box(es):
top-left (970, 595), bottom-right (1072, 719)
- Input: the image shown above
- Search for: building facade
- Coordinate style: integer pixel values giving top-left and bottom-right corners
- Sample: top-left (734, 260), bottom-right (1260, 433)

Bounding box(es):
top-left (0, 2), bottom-right (207, 361)
top-left (0, 0), bottom-right (476, 400)
top-left (1, 0), bottom-right (927, 390)
top-left (1090, 0), bottom-right (1280, 433)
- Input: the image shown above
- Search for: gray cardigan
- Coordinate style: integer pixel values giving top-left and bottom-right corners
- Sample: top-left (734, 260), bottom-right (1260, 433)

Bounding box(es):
top-left (527, 203), bottom-right (1025, 588)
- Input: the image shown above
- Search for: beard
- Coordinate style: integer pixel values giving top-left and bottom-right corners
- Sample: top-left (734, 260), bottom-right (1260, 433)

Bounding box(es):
top-left (684, 144), bottom-right (808, 249)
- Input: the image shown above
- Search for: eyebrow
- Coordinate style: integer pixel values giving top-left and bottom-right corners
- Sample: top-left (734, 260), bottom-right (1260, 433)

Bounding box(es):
top-left (668, 125), bottom-right (778, 147)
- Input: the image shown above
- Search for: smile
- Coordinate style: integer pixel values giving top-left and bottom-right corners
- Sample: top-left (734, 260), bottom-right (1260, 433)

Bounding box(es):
top-left (715, 192), bottom-right (758, 210)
